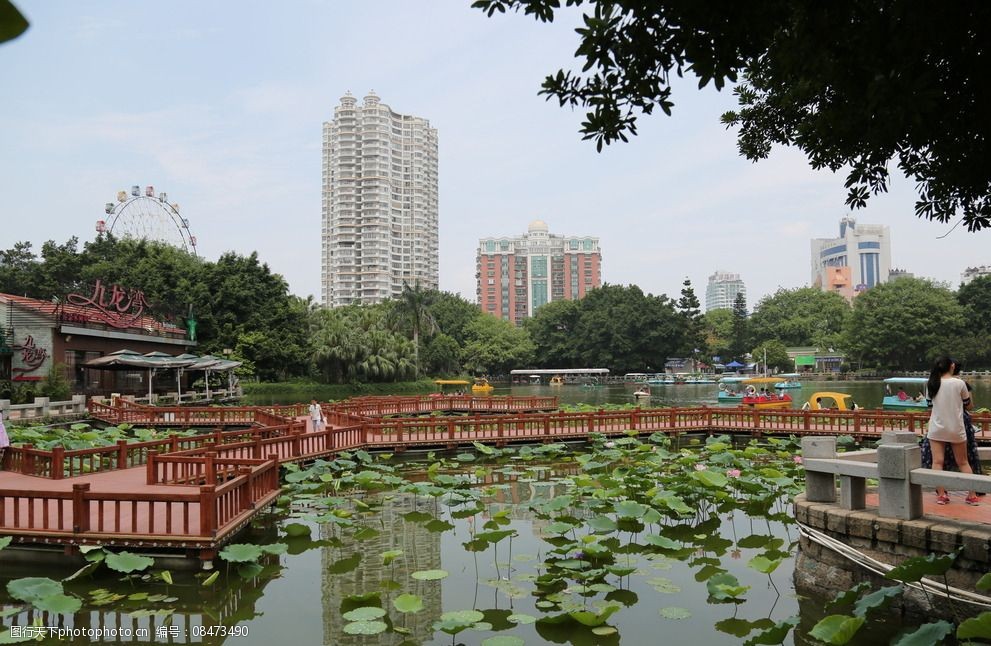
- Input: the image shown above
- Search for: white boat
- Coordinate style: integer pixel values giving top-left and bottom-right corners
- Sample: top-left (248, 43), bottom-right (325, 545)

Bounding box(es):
top-left (717, 376), bottom-right (746, 402)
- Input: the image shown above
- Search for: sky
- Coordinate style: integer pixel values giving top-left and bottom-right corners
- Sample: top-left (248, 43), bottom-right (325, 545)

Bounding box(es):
top-left (1, 1), bottom-right (988, 309)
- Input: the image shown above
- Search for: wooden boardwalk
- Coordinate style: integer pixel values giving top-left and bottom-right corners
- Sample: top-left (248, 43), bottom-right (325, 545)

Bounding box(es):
top-left (2, 395), bottom-right (989, 561)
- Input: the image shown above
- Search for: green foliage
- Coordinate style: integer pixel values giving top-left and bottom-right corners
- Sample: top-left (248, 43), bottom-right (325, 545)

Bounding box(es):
top-left (809, 615), bottom-right (865, 645)
top-left (310, 304), bottom-right (415, 383)
top-left (386, 282), bottom-right (439, 377)
top-left (750, 340), bottom-right (791, 373)
top-left (527, 284), bottom-right (683, 373)
top-left (843, 278), bottom-right (966, 370)
top-left (41, 363), bottom-right (71, 401)
top-left (957, 612), bottom-right (991, 641)
top-left (104, 551), bottom-right (154, 574)
top-left (474, 0), bottom-right (991, 230)
top-left (676, 279), bottom-right (704, 358)
top-left (750, 288), bottom-right (850, 349)
top-left (461, 313), bottom-right (535, 375)
top-left (0, 0), bottom-right (29, 45)
top-left (729, 292), bottom-right (749, 362)
top-left (893, 621), bottom-right (954, 646)
top-left (702, 309), bottom-right (734, 361)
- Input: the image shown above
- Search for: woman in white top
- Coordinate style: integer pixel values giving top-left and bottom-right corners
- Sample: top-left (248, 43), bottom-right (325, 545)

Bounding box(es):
top-left (927, 356), bottom-right (977, 505)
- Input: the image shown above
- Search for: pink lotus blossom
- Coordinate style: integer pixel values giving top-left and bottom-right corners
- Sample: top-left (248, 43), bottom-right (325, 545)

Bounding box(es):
top-left (726, 469), bottom-right (742, 478)
top-left (694, 463), bottom-right (707, 471)
top-left (793, 456), bottom-right (803, 464)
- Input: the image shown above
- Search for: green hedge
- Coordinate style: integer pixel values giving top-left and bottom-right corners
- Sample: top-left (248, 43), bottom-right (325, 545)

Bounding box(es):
top-left (242, 379), bottom-right (438, 403)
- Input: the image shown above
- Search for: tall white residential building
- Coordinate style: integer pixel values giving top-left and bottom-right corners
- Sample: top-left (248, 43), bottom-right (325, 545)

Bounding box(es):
top-left (810, 217), bottom-right (891, 300)
top-left (705, 271), bottom-right (746, 312)
top-left (321, 91), bottom-right (439, 306)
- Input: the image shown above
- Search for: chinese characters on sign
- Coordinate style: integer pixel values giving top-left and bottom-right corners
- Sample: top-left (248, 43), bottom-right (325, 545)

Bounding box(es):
top-left (66, 279), bottom-right (153, 329)
top-left (12, 334), bottom-right (48, 381)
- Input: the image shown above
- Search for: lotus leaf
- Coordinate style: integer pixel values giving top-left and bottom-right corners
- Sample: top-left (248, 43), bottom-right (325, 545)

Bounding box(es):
top-left (202, 571), bottom-right (219, 587)
top-left (393, 593), bottom-right (423, 613)
top-left (852, 585), bottom-right (901, 617)
top-left (613, 500), bottom-right (648, 519)
top-left (660, 607), bottom-right (691, 620)
top-left (283, 522), bottom-right (312, 538)
top-left (381, 549), bottom-right (403, 565)
top-left (809, 615), bottom-right (865, 645)
top-left (7, 577), bottom-right (63, 603)
top-left (567, 603), bottom-right (621, 627)
top-left (327, 554), bottom-right (361, 574)
top-left (0, 537), bottom-right (11, 551)
top-left (891, 621), bottom-right (954, 646)
top-left (219, 544), bottom-right (263, 563)
top-left (104, 551), bottom-right (155, 574)
top-left (411, 569), bottom-right (448, 581)
top-left (342, 620), bottom-right (387, 635)
top-left (885, 551), bottom-right (957, 583)
top-left (35, 593), bottom-right (82, 614)
top-left (956, 611), bottom-right (991, 641)
top-left (742, 615), bottom-right (798, 646)
top-left (747, 555), bottom-right (782, 575)
top-left (481, 637), bottom-right (525, 646)
top-left (342, 606), bottom-right (387, 621)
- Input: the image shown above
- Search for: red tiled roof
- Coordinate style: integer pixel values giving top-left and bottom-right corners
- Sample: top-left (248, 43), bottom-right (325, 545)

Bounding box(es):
top-left (0, 293), bottom-right (186, 335)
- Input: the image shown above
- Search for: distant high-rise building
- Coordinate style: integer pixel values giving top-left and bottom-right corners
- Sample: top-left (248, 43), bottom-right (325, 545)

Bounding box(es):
top-left (961, 265), bottom-right (991, 286)
top-left (811, 217), bottom-right (891, 300)
top-left (477, 220), bottom-right (601, 325)
top-left (705, 271), bottom-right (746, 312)
top-left (321, 91), bottom-right (438, 306)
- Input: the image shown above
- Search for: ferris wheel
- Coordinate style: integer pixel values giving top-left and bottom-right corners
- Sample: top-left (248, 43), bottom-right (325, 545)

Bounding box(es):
top-left (97, 185), bottom-right (198, 255)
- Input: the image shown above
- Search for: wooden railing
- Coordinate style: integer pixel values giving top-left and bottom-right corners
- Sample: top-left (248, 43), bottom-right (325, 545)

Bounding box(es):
top-left (0, 458), bottom-right (281, 538)
top-left (327, 394), bottom-right (559, 417)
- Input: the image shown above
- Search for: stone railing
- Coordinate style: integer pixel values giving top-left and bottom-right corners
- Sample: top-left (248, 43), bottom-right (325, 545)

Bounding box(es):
top-left (802, 431), bottom-right (991, 520)
top-left (0, 395), bottom-right (88, 420)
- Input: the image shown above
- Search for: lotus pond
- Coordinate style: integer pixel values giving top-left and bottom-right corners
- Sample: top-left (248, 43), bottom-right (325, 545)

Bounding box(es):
top-left (2, 431), bottom-right (989, 645)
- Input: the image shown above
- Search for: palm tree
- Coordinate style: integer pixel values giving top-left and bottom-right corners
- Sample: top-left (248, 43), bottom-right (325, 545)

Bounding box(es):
top-left (388, 282), bottom-right (439, 377)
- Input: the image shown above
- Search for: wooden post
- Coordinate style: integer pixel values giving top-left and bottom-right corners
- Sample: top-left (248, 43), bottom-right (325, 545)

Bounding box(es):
top-left (853, 410), bottom-right (861, 435)
top-left (543, 415), bottom-right (551, 437)
top-left (204, 452), bottom-right (217, 484)
top-left (72, 483), bottom-right (90, 533)
top-left (146, 450), bottom-right (158, 485)
top-left (291, 432), bottom-right (301, 457)
top-left (253, 436), bottom-right (263, 459)
top-left (116, 440), bottom-right (129, 470)
top-left (448, 418), bottom-right (455, 441)
top-left (170, 433), bottom-right (179, 453)
top-left (239, 467), bottom-right (253, 511)
top-left (51, 446), bottom-right (65, 479)
top-left (199, 485), bottom-right (217, 536)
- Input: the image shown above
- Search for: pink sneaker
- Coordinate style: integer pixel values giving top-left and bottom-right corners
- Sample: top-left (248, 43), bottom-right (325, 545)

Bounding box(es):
top-left (936, 494), bottom-right (950, 505)
top-left (965, 495), bottom-right (980, 506)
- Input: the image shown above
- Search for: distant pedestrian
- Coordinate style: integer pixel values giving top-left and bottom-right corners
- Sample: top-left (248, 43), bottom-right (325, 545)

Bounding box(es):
top-left (308, 399), bottom-right (324, 432)
top-left (0, 411), bottom-right (9, 468)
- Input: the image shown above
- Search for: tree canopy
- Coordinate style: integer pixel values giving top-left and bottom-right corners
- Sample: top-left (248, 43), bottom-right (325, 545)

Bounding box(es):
top-left (842, 277), bottom-right (966, 370)
top-left (474, 0), bottom-right (991, 230)
top-left (749, 287), bottom-right (850, 350)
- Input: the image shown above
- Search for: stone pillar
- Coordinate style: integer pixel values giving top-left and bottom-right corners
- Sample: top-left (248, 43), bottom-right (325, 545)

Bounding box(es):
top-left (877, 431), bottom-right (922, 520)
top-left (36, 396), bottom-right (51, 417)
top-left (71, 394), bottom-right (86, 413)
top-left (0, 399), bottom-right (9, 419)
top-left (802, 436), bottom-right (837, 503)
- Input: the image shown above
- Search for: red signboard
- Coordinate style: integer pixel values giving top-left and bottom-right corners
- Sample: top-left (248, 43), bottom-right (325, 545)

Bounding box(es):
top-left (66, 280), bottom-right (153, 329)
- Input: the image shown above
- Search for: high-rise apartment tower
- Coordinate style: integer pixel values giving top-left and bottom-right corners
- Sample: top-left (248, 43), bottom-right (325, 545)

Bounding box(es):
top-left (705, 271), bottom-right (747, 312)
top-left (477, 220), bottom-right (601, 325)
top-left (321, 92), bottom-right (439, 306)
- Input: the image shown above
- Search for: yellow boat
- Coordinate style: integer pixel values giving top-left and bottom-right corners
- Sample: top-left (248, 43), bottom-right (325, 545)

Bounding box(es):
top-left (471, 377), bottom-right (494, 394)
top-left (549, 375), bottom-right (564, 386)
top-left (804, 391), bottom-right (853, 411)
top-left (741, 377), bottom-right (792, 409)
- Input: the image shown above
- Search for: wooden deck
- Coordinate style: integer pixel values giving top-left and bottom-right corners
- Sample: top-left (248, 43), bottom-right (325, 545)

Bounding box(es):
top-left (2, 396), bottom-right (989, 560)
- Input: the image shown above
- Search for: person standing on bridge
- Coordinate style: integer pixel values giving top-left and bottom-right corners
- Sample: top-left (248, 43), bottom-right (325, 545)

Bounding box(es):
top-left (927, 356), bottom-right (978, 505)
top-left (0, 411), bottom-right (9, 468)
top-left (309, 399), bottom-right (325, 432)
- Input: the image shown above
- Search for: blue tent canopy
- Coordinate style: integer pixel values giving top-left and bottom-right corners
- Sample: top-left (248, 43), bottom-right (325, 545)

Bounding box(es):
top-left (725, 360), bottom-right (744, 368)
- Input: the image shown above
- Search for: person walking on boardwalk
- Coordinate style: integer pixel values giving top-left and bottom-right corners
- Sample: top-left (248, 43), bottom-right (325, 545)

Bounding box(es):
top-left (0, 411), bottom-right (9, 468)
top-left (308, 399), bottom-right (325, 432)
top-left (927, 356), bottom-right (979, 505)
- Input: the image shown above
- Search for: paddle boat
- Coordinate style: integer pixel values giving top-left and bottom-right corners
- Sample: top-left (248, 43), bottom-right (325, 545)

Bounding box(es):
top-left (717, 376), bottom-right (747, 403)
top-left (471, 377), bottom-right (494, 394)
top-left (647, 373), bottom-right (673, 385)
top-left (549, 375), bottom-right (565, 386)
top-left (774, 373), bottom-right (802, 389)
top-left (881, 377), bottom-right (928, 411)
top-left (633, 385), bottom-right (652, 401)
top-left (803, 391), bottom-right (853, 411)
top-left (740, 377), bottom-right (792, 409)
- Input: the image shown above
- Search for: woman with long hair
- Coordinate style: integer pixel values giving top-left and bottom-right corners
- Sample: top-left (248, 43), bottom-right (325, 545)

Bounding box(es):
top-left (927, 356), bottom-right (978, 505)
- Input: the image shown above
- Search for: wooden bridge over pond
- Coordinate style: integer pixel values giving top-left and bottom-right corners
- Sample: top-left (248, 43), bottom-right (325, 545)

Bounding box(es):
top-left (1, 395), bottom-right (988, 563)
